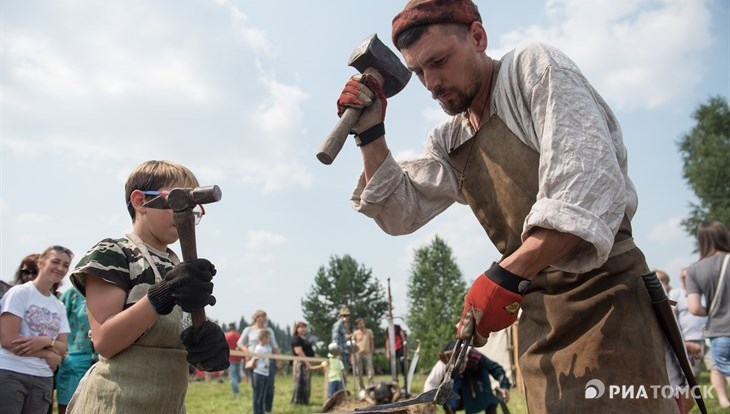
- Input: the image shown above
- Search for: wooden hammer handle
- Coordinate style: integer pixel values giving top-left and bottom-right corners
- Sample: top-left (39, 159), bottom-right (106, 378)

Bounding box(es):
top-left (173, 209), bottom-right (206, 329)
top-left (317, 108), bottom-right (361, 164)
top-left (317, 68), bottom-right (384, 165)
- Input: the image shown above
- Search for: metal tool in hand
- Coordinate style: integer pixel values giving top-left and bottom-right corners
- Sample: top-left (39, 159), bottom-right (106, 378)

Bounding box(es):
top-left (143, 185), bottom-right (222, 329)
top-left (352, 388), bottom-right (449, 413)
top-left (434, 338), bottom-right (470, 405)
top-left (351, 338), bottom-right (470, 413)
top-left (317, 34), bottom-right (411, 165)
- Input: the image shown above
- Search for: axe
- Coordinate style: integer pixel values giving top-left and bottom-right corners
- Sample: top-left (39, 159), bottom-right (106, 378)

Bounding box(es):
top-left (316, 34), bottom-right (411, 165)
top-left (145, 185), bottom-right (223, 329)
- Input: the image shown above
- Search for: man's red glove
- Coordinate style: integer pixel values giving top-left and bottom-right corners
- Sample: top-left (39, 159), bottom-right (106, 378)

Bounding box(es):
top-left (336, 73), bottom-right (387, 137)
top-left (457, 262), bottom-right (531, 347)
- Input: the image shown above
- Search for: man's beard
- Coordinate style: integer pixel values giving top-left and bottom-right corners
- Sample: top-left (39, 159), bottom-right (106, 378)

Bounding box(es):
top-left (432, 71), bottom-right (481, 116)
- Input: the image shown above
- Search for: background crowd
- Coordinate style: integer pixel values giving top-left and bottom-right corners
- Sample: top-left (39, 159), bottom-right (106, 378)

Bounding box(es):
top-left (2, 220), bottom-right (729, 413)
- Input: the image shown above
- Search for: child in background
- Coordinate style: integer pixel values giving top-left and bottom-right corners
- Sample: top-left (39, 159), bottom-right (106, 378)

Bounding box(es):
top-left (251, 329), bottom-right (273, 414)
top-left (56, 286), bottom-right (97, 414)
top-left (67, 160), bottom-right (229, 413)
top-left (311, 342), bottom-right (347, 398)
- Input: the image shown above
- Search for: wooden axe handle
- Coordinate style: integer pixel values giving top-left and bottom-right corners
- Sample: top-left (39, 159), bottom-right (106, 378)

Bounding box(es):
top-left (317, 68), bottom-right (384, 165)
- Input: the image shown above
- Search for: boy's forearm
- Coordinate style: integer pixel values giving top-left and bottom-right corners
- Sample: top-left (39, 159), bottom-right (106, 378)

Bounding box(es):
top-left (89, 297), bottom-right (159, 358)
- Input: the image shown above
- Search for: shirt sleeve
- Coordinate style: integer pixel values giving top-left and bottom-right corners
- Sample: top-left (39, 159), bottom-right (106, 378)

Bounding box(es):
top-left (268, 327), bottom-right (279, 350)
top-left (424, 361), bottom-right (447, 392)
top-left (237, 327), bottom-right (249, 348)
top-left (70, 238), bottom-right (133, 295)
top-left (1, 285), bottom-right (30, 318)
top-left (685, 265), bottom-right (701, 295)
top-left (484, 357), bottom-right (510, 389)
top-left (58, 303), bottom-right (71, 335)
top-left (501, 44), bottom-right (632, 272)
top-left (351, 120), bottom-right (465, 236)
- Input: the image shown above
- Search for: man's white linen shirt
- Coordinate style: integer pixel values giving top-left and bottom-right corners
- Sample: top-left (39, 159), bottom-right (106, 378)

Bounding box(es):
top-left (351, 42), bottom-right (638, 274)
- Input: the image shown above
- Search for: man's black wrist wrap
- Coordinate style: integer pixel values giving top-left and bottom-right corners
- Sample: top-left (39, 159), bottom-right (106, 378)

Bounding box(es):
top-left (486, 262), bottom-right (531, 295)
top-left (147, 282), bottom-right (175, 315)
top-left (354, 122), bottom-right (385, 147)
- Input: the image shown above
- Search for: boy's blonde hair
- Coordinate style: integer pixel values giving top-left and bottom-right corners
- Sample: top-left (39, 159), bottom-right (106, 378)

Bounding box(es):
top-left (125, 160), bottom-right (199, 221)
top-left (258, 329), bottom-right (271, 341)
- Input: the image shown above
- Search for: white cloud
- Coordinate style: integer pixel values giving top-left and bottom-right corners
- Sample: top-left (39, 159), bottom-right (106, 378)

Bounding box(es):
top-left (195, 166), bottom-right (227, 184)
top-left (647, 216), bottom-right (684, 244)
top-left (6, 35), bottom-right (90, 99)
top-left (1, 135), bottom-right (157, 162)
top-left (0, 200), bottom-right (8, 215)
top-left (225, 71), bottom-right (313, 194)
top-left (3, 28), bottom-right (212, 105)
top-left (216, 0), bottom-right (273, 55)
top-left (16, 212), bottom-right (52, 225)
top-left (491, 0), bottom-right (713, 109)
top-left (251, 75), bottom-right (309, 137)
top-left (245, 230), bottom-right (287, 251)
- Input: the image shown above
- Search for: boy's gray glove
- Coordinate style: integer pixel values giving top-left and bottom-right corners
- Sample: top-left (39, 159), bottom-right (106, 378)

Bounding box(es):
top-left (147, 259), bottom-right (216, 315)
top-left (180, 320), bottom-right (230, 372)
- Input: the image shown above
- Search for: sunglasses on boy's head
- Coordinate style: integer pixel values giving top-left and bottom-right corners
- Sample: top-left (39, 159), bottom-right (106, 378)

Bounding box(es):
top-left (130, 190), bottom-right (206, 225)
top-left (51, 245), bottom-right (74, 258)
top-left (20, 267), bottom-right (37, 275)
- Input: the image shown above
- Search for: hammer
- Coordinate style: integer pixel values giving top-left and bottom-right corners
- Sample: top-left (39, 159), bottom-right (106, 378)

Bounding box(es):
top-left (316, 34), bottom-right (411, 165)
top-left (166, 185), bottom-right (222, 329)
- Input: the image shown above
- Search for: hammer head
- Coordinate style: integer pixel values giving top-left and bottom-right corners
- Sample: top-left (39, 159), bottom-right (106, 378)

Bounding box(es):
top-left (167, 185), bottom-right (222, 212)
top-left (348, 34), bottom-right (411, 97)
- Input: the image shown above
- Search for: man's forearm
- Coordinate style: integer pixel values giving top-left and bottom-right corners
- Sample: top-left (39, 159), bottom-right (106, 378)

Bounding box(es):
top-left (361, 138), bottom-right (389, 182)
top-left (499, 227), bottom-right (582, 279)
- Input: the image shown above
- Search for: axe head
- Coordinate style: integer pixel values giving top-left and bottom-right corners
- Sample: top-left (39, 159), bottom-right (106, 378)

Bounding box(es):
top-left (348, 34), bottom-right (411, 97)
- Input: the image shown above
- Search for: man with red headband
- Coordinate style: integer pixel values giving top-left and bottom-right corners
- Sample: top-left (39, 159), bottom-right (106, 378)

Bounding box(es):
top-left (336, 0), bottom-right (680, 412)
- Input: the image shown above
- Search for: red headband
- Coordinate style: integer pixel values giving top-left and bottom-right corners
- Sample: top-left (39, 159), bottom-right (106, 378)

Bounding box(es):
top-left (392, 0), bottom-right (482, 46)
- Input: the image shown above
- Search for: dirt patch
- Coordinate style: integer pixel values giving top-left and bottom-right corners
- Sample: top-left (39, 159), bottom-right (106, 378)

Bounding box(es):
top-left (326, 397), bottom-right (438, 413)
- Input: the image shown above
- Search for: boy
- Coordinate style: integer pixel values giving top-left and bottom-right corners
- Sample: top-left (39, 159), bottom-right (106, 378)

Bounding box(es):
top-left (67, 160), bottom-right (229, 413)
top-left (251, 329), bottom-right (273, 414)
top-left (311, 342), bottom-right (347, 398)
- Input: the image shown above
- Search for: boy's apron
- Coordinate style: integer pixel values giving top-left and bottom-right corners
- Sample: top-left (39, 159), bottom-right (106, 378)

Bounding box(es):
top-left (448, 69), bottom-right (677, 413)
top-left (68, 234), bottom-right (189, 414)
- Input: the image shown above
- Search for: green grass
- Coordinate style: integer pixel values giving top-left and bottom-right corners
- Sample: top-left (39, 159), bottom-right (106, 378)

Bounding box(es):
top-left (183, 371), bottom-right (527, 413)
top-left (688, 370), bottom-right (729, 414)
top-left (182, 369), bottom-right (729, 413)
top-left (52, 367), bottom-right (726, 413)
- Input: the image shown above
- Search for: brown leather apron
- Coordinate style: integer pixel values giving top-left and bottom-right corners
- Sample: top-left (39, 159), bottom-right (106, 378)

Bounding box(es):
top-left (448, 109), bottom-right (678, 412)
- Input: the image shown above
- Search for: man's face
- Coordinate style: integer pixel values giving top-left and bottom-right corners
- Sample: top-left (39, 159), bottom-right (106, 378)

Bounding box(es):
top-left (401, 24), bottom-right (483, 115)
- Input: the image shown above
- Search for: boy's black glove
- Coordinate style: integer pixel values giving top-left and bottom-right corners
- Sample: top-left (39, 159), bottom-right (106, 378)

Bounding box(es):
top-left (147, 258), bottom-right (216, 315)
top-left (180, 320), bottom-right (230, 372)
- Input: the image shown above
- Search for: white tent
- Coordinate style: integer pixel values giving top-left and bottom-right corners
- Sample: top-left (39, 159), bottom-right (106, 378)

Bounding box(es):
top-left (475, 325), bottom-right (519, 389)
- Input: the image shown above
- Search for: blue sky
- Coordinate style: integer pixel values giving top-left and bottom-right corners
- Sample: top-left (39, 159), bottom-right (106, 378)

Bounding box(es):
top-left (1, 0), bottom-right (728, 332)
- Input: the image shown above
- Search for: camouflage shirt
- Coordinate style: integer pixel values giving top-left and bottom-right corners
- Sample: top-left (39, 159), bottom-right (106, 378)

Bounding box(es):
top-left (71, 236), bottom-right (178, 308)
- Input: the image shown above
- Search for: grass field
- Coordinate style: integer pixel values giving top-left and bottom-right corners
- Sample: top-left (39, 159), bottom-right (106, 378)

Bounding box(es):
top-left (183, 371), bottom-right (527, 413)
top-left (182, 369), bottom-right (729, 413)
